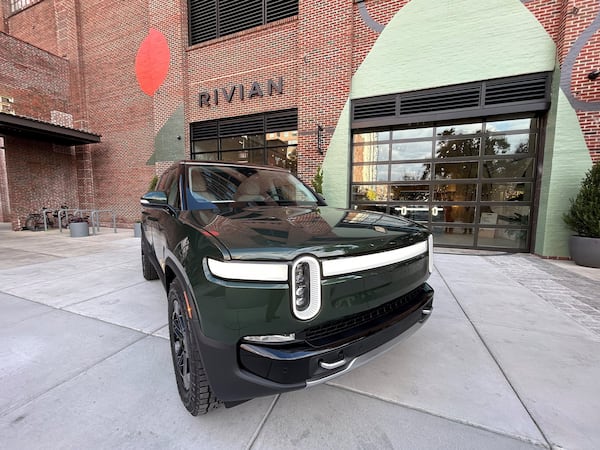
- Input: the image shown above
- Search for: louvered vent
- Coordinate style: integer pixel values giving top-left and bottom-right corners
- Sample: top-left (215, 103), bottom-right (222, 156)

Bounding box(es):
top-left (189, 0), bottom-right (217, 44)
top-left (353, 100), bottom-right (396, 120)
top-left (191, 121), bottom-right (217, 140)
top-left (485, 77), bottom-right (547, 105)
top-left (266, 109), bottom-right (297, 131)
top-left (267, 0), bottom-right (298, 22)
top-left (400, 88), bottom-right (480, 115)
top-left (219, 115), bottom-right (264, 137)
top-left (189, 0), bottom-right (298, 45)
top-left (352, 73), bottom-right (550, 126)
top-left (219, 0), bottom-right (263, 36)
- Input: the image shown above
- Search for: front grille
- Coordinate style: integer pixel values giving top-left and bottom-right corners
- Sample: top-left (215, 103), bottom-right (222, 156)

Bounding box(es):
top-left (301, 286), bottom-right (426, 347)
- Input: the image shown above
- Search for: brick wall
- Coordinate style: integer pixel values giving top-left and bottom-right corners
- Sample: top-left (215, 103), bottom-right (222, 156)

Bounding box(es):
top-left (2, 0), bottom-right (599, 229)
top-left (4, 135), bottom-right (78, 230)
top-left (295, 0), bottom-right (354, 183)
top-left (527, 0), bottom-right (600, 162)
top-left (0, 32), bottom-right (69, 120)
top-left (352, 0), bottom-right (409, 73)
top-left (4, 0), bottom-right (59, 55)
top-left (76, 0), bottom-right (155, 224)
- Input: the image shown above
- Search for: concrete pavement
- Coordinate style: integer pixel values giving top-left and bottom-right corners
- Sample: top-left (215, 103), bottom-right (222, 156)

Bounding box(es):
top-left (0, 225), bottom-right (599, 449)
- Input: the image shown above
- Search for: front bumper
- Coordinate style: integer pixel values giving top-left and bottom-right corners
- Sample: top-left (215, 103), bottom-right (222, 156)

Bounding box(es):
top-left (192, 283), bottom-right (434, 404)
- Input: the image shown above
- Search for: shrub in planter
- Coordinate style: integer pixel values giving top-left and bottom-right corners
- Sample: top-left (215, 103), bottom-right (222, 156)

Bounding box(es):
top-left (562, 163), bottom-right (600, 267)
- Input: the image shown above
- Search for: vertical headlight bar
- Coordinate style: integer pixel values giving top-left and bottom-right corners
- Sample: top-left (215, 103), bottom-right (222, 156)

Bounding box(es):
top-left (291, 256), bottom-right (321, 320)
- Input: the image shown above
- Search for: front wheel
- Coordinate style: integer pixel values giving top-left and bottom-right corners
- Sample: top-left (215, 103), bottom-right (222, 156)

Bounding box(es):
top-left (168, 279), bottom-right (220, 415)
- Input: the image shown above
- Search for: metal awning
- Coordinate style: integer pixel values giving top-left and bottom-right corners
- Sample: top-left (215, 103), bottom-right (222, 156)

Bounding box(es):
top-left (0, 112), bottom-right (101, 146)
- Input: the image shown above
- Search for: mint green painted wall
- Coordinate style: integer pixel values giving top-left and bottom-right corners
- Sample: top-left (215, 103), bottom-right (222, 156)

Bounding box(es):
top-left (535, 87), bottom-right (592, 257)
top-left (147, 104), bottom-right (186, 165)
top-left (323, 0), bottom-right (556, 209)
top-left (351, 0), bottom-right (555, 99)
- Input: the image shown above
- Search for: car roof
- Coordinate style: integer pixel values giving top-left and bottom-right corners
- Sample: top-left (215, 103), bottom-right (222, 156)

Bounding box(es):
top-left (177, 160), bottom-right (291, 173)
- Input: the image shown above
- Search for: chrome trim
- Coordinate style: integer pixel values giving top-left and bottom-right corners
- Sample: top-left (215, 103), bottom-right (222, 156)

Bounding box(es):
top-left (305, 321), bottom-right (424, 387)
top-left (320, 359), bottom-right (348, 370)
top-left (321, 240), bottom-right (428, 277)
top-left (206, 258), bottom-right (288, 282)
top-left (243, 333), bottom-right (296, 343)
top-left (240, 343), bottom-right (331, 361)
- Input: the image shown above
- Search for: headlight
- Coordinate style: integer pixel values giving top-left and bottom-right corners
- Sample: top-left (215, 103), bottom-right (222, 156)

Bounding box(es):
top-left (291, 256), bottom-right (321, 320)
top-left (206, 258), bottom-right (288, 282)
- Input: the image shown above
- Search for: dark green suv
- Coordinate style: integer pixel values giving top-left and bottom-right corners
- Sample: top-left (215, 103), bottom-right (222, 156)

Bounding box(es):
top-left (140, 161), bottom-right (434, 415)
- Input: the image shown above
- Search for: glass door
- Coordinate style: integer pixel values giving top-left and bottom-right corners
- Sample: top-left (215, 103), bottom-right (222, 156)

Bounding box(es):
top-left (351, 117), bottom-right (538, 251)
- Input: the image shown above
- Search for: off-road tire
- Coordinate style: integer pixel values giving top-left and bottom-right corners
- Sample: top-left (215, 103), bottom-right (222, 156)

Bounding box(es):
top-left (168, 278), bottom-right (220, 415)
top-left (141, 249), bottom-right (159, 280)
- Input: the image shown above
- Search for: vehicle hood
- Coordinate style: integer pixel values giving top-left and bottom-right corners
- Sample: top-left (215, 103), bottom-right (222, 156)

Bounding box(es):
top-left (180, 206), bottom-right (429, 261)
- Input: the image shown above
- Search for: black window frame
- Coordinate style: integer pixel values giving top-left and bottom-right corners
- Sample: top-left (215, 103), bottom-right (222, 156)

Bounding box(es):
top-left (350, 114), bottom-right (543, 253)
top-left (190, 109), bottom-right (298, 173)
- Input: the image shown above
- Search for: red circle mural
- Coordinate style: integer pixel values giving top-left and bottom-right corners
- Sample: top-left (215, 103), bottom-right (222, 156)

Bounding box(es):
top-left (135, 29), bottom-right (170, 96)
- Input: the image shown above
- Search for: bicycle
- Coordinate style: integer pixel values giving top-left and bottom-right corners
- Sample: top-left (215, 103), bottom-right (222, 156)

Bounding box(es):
top-left (24, 208), bottom-right (50, 231)
top-left (24, 205), bottom-right (71, 231)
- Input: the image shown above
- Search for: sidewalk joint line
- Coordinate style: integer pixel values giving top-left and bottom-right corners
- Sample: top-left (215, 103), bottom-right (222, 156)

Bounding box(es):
top-left (245, 394), bottom-right (280, 450)
top-left (434, 260), bottom-right (554, 449)
top-left (327, 382), bottom-right (549, 449)
top-left (0, 333), bottom-right (151, 418)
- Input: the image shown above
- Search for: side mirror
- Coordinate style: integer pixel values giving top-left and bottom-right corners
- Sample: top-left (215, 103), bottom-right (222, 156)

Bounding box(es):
top-left (140, 191), bottom-right (168, 207)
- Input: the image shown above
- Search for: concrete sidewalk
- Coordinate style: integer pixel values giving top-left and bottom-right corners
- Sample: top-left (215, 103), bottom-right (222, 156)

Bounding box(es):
top-left (0, 226), bottom-right (599, 449)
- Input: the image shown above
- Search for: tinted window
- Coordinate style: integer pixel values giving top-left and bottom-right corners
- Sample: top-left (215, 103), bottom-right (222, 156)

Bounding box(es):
top-left (185, 165), bottom-right (318, 210)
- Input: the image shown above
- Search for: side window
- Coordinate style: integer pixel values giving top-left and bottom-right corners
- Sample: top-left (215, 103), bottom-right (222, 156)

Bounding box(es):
top-left (157, 170), bottom-right (175, 192)
top-left (155, 168), bottom-right (181, 209)
top-left (167, 175), bottom-right (180, 209)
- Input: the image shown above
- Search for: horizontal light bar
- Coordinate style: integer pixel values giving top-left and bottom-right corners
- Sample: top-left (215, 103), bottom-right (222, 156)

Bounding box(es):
top-left (322, 240), bottom-right (428, 277)
top-left (428, 234), bottom-right (434, 274)
top-left (207, 258), bottom-right (288, 282)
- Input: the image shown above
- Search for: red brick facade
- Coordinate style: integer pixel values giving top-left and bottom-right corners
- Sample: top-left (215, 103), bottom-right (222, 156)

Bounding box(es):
top-left (1, 0), bottom-right (599, 230)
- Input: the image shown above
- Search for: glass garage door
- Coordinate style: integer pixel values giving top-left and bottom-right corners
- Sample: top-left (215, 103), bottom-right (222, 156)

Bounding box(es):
top-left (351, 117), bottom-right (538, 251)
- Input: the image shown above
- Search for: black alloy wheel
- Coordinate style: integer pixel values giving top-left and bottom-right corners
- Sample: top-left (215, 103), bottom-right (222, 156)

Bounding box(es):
top-left (171, 296), bottom-right (191, 391)
top-left (167, 279), bottom-right (220, 415)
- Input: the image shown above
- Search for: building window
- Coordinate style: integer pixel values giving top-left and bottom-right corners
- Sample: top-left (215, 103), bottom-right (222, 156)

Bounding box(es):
top-left (188, 0), bottom-right (298, 46)
top-left (351, 116), bottom-right (539, 252)
top-left (9, 0), bottom-right (41, 14)
top-left (190, 109), bottom-right (298, 174)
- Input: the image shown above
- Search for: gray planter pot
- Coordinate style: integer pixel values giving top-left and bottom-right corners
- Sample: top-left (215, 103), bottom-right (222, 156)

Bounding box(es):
top-left (70, 222), bottom-right (89, 238)
top-left (569, 235), bottom-right (600, 268)
top-left (134, 222), bottom-right (142, 238)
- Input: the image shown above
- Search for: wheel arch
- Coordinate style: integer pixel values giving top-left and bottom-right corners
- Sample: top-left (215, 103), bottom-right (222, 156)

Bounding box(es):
top-left (164, 254), bottom-right (203, 328)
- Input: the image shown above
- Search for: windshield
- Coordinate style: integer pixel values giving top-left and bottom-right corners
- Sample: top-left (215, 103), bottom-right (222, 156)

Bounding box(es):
top-left (186, 165), bottom-right (319, 210)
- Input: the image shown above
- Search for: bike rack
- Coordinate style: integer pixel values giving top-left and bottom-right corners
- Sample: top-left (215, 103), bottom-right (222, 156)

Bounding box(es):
top-left (57, 208), bottom-right (78, 233)
top-left (42, 208), bottom-right (51, 231)
top-left (35, 207), bottom-right (118, 235)
top-left (89, 209), bottom-right (117, 235)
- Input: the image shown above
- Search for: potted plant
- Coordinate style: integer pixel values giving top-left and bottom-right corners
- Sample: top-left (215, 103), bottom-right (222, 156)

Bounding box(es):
top-left (563, 162), bottom-right (600, 268)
